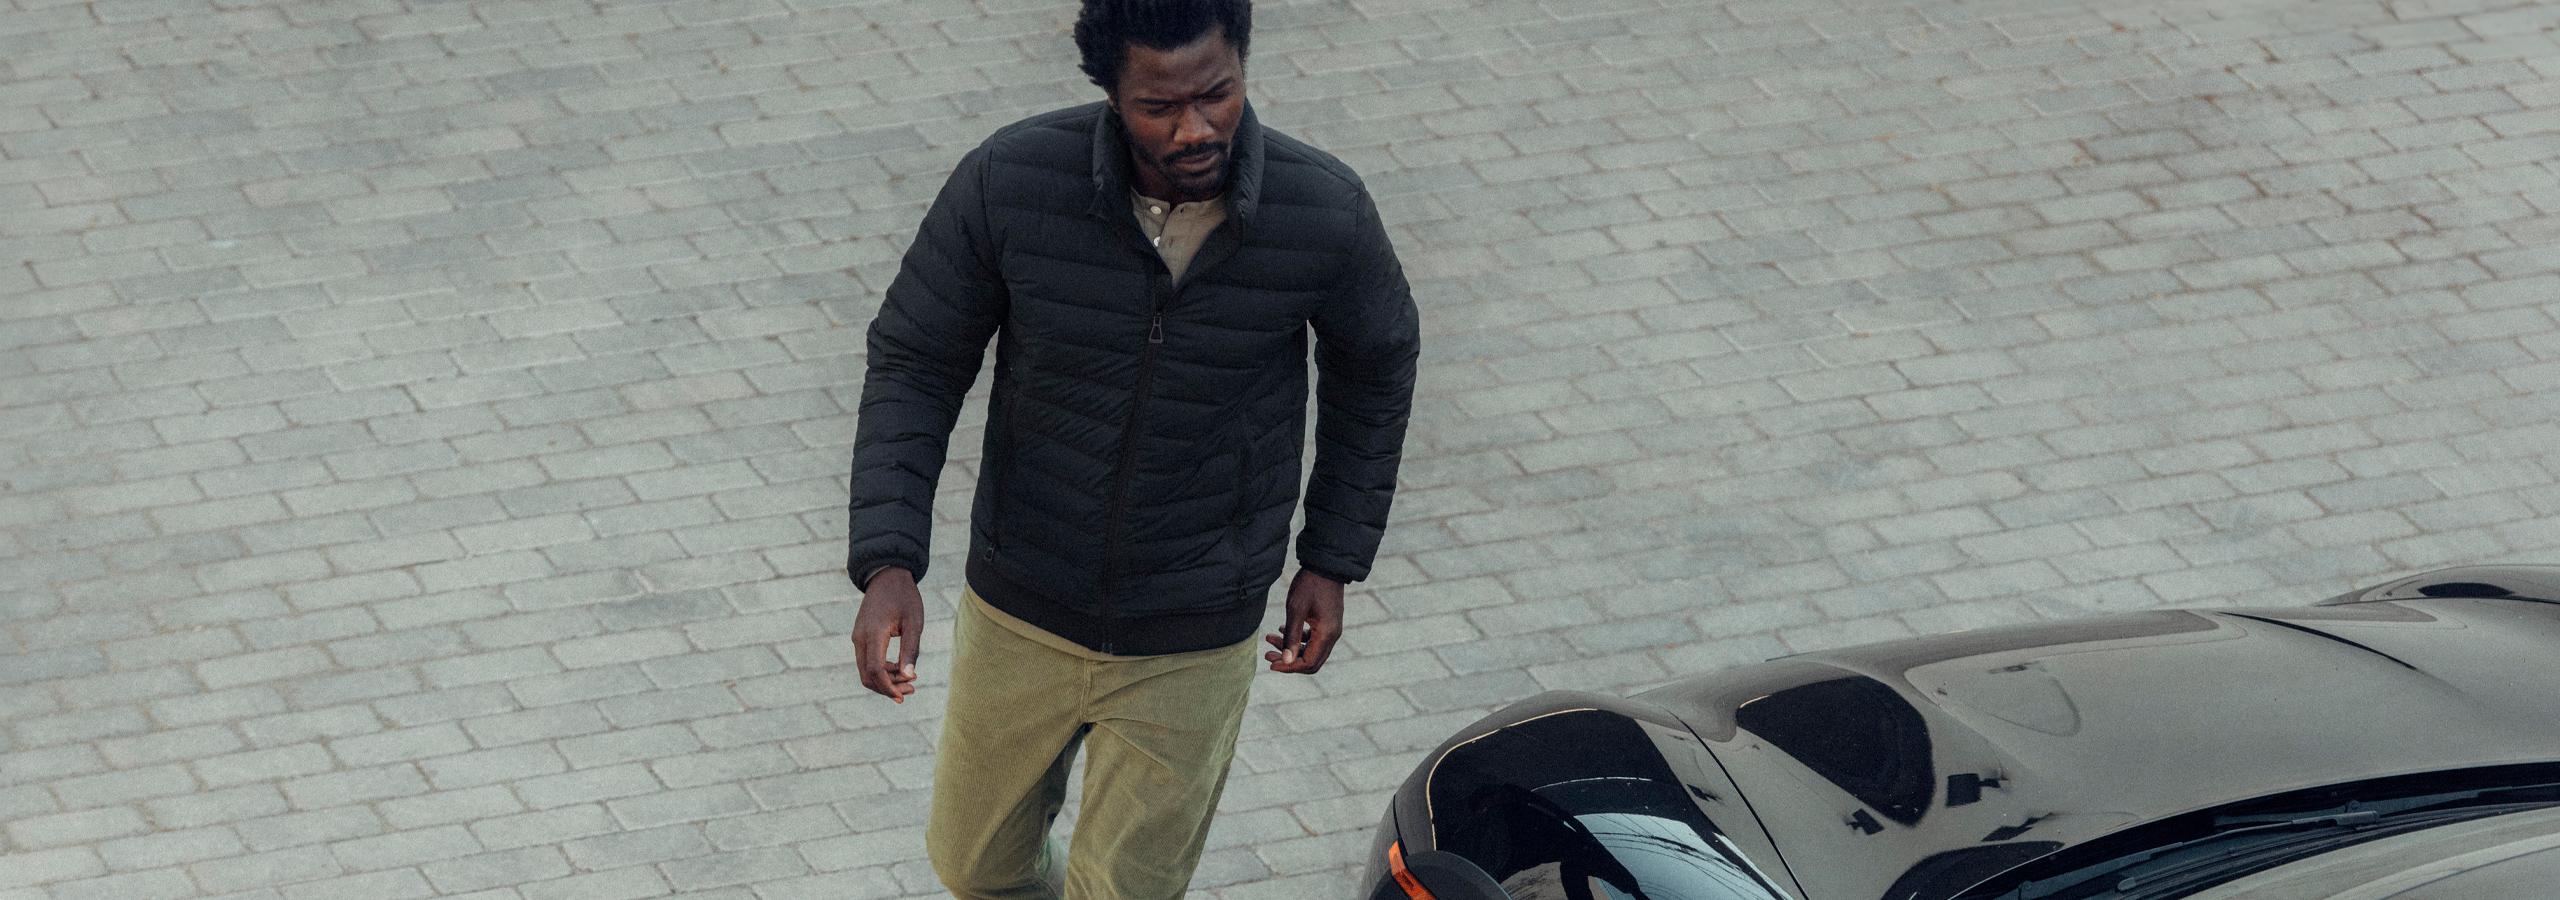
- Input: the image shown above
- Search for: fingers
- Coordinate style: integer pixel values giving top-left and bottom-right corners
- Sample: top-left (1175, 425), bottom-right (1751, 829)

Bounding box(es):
top-left (852, 624), bottom-right (889, 700)
top-left (1270, 620), bottom-right (1338, 674)
top-left (888, 631), bottom-right (918, 703)
top-left (1263, 628), bottom-right (1300, 670)
top-left (1267, 570), bottom-right (1348, 675)
top-left (1266, 604), bottom-right (1309, 672)
top-left (1264, 615), bottom-right (1339, 674)
top-left (852, 613), bottom-right (921, 703)
top-left (1301, 617), bottom-right (1341, 673)
top-left (897, 621), bottom-right (922, 671)
top-left (895, 623), bottom-right (921, 701)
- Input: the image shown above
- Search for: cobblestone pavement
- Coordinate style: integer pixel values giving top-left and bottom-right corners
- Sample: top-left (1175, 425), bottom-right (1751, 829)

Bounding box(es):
top-left (5, 0), bottom-right (2560, 895)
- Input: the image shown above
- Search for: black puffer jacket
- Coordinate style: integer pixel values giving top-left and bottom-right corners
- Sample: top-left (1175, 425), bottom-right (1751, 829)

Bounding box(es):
top-left (845, 100), bottom-right (1419, 655)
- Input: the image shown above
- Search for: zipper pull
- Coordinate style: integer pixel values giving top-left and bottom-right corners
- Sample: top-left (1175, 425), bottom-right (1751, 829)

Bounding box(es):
top-left (1147, 316), bottom-right (1164, 344)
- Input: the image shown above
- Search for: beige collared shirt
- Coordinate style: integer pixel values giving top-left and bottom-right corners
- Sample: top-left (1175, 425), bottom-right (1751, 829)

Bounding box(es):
top-left (1131, 188), bottom-right (1227, 285)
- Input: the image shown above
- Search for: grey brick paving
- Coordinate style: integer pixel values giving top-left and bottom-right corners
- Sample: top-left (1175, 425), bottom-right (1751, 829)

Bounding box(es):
top-left (5, 0), bottom-right (2560, 895)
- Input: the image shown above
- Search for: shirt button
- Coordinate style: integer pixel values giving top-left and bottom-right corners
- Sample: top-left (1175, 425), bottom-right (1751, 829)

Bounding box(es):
top-left (1149, 205), bottom-right (1162, 214)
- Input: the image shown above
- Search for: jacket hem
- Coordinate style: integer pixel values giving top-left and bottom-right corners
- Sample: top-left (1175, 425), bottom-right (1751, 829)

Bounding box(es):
top-left (967, 540), bottom-right (1267, 656)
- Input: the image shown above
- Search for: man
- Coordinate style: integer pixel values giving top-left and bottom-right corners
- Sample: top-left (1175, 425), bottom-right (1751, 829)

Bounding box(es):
top-left (842, 0), bottom-right (1419, 895)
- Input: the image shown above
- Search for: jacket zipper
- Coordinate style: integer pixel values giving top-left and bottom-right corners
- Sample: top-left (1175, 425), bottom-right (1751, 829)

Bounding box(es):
top-left (1100, 274), bottom-right (1171, 655)
top-left (1097, 193), bottom-right (1233, 654)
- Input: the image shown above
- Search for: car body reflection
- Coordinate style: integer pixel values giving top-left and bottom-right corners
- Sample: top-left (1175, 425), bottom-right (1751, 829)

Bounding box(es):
top-left (1363, 565), bottom-right (2560, 900)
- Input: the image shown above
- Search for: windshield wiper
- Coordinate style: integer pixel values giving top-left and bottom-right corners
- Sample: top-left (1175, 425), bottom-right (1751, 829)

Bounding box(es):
top-left (2112, 811), bottom-right (2384, 893)
top-left (1993, 790), bottom-right (2560, 900)
top-left (2115, 800), bottom-right (2560, 898)
top-left (2009, 810), bottom-right (2384, 898)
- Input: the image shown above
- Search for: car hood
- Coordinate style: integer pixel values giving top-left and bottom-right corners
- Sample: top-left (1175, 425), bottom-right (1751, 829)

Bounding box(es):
top-left (1631, 571), bottom-right (2560, 900)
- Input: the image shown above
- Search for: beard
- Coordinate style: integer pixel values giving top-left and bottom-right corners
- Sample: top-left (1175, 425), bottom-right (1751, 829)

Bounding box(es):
top-left (1154, 143), bottom-right (1228, 196)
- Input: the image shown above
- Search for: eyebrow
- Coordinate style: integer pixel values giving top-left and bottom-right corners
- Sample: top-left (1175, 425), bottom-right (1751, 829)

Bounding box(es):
top-left (1135, 78), bottom-right (1235, 105)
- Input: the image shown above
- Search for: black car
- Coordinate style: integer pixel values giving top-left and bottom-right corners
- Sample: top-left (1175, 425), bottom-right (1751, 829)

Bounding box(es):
top-left (1361, 565), bottom-right (2560, 900)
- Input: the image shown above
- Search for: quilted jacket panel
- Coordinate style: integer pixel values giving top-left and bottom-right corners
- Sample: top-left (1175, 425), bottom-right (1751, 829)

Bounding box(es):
top-left (845, 101), bottom-right (1419, 654)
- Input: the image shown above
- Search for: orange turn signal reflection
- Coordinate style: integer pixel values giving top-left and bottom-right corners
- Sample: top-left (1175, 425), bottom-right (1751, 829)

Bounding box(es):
top-left (1388, 840), bottom-right (1437, 899)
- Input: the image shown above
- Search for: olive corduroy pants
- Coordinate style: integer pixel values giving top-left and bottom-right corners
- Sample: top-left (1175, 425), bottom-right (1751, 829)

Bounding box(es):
top-left (924, 585), bottom-right (1258, 899)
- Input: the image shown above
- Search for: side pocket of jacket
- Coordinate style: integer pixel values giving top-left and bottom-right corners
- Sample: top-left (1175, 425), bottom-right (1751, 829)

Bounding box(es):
top-left (1228, 434), bottom-right (1256, 603)
top-left (1228, 433), bottom-right (1256, 533)
top-left (986, 391), bottom-right (1012, 553)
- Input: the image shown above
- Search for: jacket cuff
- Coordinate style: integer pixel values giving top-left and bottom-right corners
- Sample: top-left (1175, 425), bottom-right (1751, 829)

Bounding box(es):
top-left (1298, 560), bottom-right (1362, 586)
top-left (849, 558), bottom-right (923, 592)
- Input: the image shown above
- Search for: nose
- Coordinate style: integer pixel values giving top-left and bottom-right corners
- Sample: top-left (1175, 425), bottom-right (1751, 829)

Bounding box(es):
top-left (1176, 104), bottom-right (1214, 146)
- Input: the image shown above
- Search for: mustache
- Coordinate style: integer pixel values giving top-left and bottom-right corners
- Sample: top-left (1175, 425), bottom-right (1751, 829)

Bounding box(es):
top-left (1165, 143), bottom-right (1227, 166)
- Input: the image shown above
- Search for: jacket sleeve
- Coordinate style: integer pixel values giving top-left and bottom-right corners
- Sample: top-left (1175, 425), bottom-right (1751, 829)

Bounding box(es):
top-left (1296, 188), bottom-right (1420, 584)
top-left (846, 144), bottom-right (1006, 590)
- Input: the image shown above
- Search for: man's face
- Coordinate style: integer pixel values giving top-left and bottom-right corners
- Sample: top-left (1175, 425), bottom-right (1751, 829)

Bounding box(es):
top-left (1111, 30), bottom-right (1244, 203)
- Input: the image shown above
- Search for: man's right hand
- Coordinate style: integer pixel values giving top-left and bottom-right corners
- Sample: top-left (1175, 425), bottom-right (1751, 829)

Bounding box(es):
top-left (852, 567), bottom-right (924, 703)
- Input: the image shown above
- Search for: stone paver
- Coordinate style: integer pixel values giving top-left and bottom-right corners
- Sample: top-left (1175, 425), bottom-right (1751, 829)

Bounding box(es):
top-left (5, 0), bottom-right (2560, 896)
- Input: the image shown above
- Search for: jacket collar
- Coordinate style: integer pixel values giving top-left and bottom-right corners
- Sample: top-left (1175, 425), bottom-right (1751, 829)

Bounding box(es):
top-left (1087, 98), bottom-right (1264, 230)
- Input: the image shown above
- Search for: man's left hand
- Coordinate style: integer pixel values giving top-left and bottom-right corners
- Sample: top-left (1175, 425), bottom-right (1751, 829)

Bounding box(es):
top-left (1265, 568), bottom-right (1344, 674)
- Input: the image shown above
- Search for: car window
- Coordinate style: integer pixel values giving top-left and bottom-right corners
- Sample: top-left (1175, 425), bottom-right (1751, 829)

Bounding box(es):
top-left (1464, 778), bottom-right (1785, 900)
top-left (1571, 812), bottom-right (1777, 899)
top-left (1425, 709), bottom-right (1788, 900)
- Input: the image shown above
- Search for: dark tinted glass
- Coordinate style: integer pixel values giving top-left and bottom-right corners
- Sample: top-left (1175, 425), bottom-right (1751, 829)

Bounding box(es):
top-left (1426, 710), bottom-right (1785, 900)
top-left (1732, 675), bottom-right (1935, 825)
